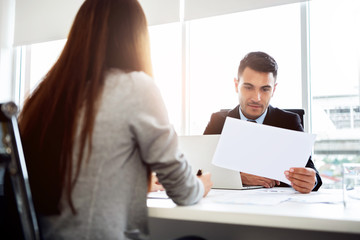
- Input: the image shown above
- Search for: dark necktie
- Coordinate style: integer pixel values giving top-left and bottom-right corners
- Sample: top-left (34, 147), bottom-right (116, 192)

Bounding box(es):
top-left (247, 119), bottom-right (257, 123)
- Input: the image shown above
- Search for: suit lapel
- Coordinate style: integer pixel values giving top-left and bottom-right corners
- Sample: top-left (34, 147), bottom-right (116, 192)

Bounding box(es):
top-left (227, 105), bottom-right (241, 119)
top-left (263, 105), bottom-right (275, 126)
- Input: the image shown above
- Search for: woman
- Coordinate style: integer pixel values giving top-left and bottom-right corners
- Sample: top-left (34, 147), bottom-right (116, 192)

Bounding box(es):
top-left (18, 0), bottom-right (212, 239)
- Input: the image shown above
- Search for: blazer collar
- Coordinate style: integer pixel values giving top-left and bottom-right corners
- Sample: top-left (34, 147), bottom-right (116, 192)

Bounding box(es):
top-left (228, 105), bottom-right (274, 123)
top-left (263, 105), bottom-right (274, 125)
top-left (228, 105), bottom-right (241, 119)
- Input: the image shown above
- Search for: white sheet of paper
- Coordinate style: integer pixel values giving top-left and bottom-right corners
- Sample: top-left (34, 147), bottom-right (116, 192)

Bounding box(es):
top-left (212, 117), bottom-right (316, 185)
top-left (147, 191), bottom-right (169, 199)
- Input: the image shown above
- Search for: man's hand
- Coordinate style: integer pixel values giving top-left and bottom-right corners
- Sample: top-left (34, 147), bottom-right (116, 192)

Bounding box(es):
top-left (240, 172), bottom-right (280, 188)
top-left (284, 167), bottom-right (316, 194)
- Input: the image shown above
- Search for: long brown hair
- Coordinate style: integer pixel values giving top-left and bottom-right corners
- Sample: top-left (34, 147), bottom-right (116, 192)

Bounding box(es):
top-left (19, 0), bottom-right (152, 214)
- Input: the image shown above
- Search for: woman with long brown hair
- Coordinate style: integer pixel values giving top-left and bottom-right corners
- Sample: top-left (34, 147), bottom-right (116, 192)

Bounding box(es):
top-left (18, 0), bottom-right (212, 239)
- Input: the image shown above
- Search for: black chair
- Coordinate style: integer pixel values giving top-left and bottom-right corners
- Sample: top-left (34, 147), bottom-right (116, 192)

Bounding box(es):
top-left (0, 102), bottom-right (41, 240)
top-left (283, 109), bottom-right (305, 128)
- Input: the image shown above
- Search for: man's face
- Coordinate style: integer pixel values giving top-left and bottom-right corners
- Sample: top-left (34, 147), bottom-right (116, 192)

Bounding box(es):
top-left (234, 67), bottom-right (277, 120)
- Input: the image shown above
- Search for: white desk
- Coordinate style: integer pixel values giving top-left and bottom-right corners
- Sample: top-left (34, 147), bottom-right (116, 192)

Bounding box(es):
top-left (147, 188), bottom-right (360, 240)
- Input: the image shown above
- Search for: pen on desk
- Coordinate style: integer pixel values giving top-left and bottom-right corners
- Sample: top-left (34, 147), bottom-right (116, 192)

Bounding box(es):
top-left (196, 169), bottom-right (203, 176)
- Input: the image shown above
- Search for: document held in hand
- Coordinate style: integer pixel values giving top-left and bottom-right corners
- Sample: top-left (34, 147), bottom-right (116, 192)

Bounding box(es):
top-left (212, 117), bottom-right (316, 185)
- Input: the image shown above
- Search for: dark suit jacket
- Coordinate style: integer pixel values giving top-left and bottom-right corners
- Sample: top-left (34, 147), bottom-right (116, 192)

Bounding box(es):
top-left (204, 105), bottom-right (322, 191)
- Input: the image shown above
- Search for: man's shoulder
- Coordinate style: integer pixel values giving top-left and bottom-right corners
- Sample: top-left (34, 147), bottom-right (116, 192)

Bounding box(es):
top-left (211, 109), bottom-right (231, 119)
top-left (211, 106), bottom-right (240, 121)
top-left (266, 106), bottom-right (303, 131)
top-left (204, 106), bottom-right (239, 134)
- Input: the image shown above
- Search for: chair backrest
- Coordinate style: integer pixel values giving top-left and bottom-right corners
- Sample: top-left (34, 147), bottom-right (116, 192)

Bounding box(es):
top-left (283, 109), bottom-right (305, 128)
top-left (0, 102), bottom-right (41, 240)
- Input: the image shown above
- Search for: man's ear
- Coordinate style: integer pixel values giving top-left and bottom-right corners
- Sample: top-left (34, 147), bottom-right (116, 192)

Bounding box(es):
top-left (234, 77), bottom-right (239, 93)
top-left (272, 82), bottom-right (278, 96)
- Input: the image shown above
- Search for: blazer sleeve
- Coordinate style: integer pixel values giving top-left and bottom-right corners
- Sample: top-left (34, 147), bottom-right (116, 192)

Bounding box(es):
top-left (305, 157), bottom-right (322, 191)
top-left (129, 72), bottom-right (204, 205)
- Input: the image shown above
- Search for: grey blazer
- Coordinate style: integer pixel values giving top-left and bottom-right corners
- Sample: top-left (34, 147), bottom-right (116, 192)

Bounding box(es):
top-left (40, 70), bottom-right (204, 240)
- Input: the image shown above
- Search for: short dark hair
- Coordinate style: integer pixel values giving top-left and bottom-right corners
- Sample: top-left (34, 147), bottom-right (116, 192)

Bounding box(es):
top-left (238, 51), bottom-right (278, 80)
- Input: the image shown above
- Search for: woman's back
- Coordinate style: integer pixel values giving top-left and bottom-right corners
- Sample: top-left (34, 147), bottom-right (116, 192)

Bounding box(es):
top-left (40, 70), bottom-right (203, 240)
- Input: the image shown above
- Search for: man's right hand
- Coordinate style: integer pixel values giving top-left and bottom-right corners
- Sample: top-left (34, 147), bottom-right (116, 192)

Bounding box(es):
top-left (198, 172), bottom-right (213, 197)
top-left (240, 172), bottom-right (280, 188)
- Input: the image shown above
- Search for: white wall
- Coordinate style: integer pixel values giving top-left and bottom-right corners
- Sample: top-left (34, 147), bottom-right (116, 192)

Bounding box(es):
top-left (184, 0), bottom-right (307, 20)
top-left (13, 0), bottom-right (307, 46)
top-left (13, 0), bottom-right (180, 46)
top-left (14, 0), bottom-right (84, 46)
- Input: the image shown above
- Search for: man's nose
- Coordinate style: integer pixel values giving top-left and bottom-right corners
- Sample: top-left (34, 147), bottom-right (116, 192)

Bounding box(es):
top-left (251, 90), bottom-right (261, 101)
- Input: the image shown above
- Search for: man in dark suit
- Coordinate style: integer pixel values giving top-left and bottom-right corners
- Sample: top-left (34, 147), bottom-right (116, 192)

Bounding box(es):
top-left (204, 51), bottom-right (322, 193)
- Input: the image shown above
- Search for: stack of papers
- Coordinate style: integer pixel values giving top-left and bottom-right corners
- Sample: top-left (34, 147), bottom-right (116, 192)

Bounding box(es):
top-left (147, 191), bottom-right (169, 199)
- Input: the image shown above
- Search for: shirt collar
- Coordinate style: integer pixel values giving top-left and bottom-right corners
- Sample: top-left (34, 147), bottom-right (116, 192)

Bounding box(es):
top-left (239, 106), bottom-right (268, 124)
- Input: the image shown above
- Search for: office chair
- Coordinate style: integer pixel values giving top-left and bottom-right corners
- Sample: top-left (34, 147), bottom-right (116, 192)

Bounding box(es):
top-left (0, 102), bottom-right (41, 240)
top-left (283, 109), bottom-right (305, 128)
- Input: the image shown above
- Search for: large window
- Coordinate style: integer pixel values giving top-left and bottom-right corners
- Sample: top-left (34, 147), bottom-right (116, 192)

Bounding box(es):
top-left (149, 23), bottom-right (182, 132)
top-left (15, 40), bottom-right (66, 107)
top-left (309, 0), bottom-right (360, 188)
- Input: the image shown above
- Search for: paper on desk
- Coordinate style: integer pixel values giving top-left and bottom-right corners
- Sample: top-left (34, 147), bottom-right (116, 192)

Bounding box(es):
top-left (212, 190), bottom-right (292, 205)
top-left (207, 189), bottom-right (343, 205)
top-left (289, 192), bottom-right (343, 204)
top-left (147, 190), bottom-right (169, 199)
top-left (212, 117), bottom-right (316, 185)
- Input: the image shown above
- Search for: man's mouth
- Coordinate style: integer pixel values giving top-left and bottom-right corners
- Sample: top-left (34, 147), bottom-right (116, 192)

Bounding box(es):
top-left (248, 104), bottom-right (262, 109)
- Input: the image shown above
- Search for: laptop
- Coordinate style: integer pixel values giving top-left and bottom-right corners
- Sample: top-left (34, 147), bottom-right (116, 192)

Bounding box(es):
top-left (178, 135), bottom-right (262, 190)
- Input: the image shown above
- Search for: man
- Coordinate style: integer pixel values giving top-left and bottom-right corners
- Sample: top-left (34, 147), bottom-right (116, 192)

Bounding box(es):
top-left (204, 51), bottom-right (322, 193)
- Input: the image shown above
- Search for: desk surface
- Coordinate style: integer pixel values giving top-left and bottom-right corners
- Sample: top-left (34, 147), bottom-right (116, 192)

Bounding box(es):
top-left (147, 188), bottom-right (360, 235)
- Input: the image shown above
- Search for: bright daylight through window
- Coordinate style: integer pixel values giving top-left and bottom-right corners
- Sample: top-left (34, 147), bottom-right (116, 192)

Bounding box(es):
top-left (309, 0), bottom-right (360, 188)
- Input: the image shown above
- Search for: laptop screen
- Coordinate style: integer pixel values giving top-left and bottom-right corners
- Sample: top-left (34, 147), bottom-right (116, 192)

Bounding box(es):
top-left (177, 135), bottom-right (244, 189)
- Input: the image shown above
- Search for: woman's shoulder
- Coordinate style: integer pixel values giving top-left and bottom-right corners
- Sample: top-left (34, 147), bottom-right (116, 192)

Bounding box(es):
top-left (106, 69), bottom-right (153, 84)
top-left (102, 69), bottom-right (160, 107)
top-left (103, 69), bottom-right (155, 96)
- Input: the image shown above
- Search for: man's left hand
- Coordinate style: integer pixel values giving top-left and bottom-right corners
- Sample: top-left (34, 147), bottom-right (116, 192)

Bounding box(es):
top-left (284, 167), bottom-right (316, 194)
